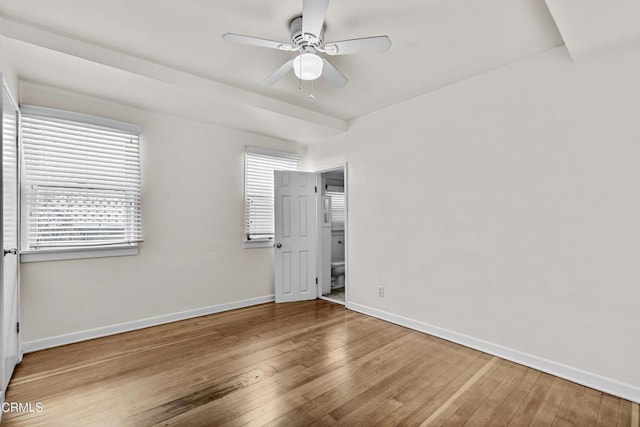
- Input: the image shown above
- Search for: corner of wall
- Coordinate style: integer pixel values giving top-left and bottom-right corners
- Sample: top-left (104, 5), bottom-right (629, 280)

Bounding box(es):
top-left (0, 35), bottom-right (19, 98)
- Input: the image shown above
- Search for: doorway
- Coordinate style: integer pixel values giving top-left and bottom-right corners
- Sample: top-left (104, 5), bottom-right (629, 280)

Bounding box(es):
top-left (272, 165), bottom-right (348, 305)
top-left (317, 166), bottom-right (347, 305)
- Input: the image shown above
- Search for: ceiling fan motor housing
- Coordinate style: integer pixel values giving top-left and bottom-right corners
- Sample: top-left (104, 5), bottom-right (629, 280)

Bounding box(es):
top-left (290, 16), bottom-right (324, 49)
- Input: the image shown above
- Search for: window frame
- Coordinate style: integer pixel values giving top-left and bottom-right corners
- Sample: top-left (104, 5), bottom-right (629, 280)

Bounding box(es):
top-left (19, 105), bottom-right (142, 262)
top-left (244, 146), bottom-right (302, 248)
top-left (326, 187), bottom-right (345, 231)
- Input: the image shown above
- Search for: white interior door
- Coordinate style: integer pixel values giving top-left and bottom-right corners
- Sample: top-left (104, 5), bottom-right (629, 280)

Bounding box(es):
top-left (1, 82), bottom-right (20, 399)
top-left (274, 171), bottom-right (317, 303)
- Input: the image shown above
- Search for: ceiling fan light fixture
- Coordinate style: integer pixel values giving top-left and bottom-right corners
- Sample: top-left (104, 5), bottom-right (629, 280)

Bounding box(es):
top-left (293, 53), bottom-right (323, 80)
top-left (223, 0), bottom-right (391, 88)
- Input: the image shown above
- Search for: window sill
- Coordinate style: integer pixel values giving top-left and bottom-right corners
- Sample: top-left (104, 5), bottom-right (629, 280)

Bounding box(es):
top-left (20, 245), bottom-right (139, 263)
top-left (244, 240), bottom-right (274, 249)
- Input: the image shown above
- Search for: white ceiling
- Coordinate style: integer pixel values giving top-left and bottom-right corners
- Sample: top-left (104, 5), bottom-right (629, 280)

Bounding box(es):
top-left (0, 0), bottom-right (565, 142)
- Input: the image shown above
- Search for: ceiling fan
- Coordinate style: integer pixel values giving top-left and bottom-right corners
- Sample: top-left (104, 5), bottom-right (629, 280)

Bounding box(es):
top-left (222, 0), bottom-right (392, 88)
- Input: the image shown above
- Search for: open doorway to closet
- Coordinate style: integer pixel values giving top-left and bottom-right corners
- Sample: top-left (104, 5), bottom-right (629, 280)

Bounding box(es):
top-left (317, 166), bottom-right (346, 304)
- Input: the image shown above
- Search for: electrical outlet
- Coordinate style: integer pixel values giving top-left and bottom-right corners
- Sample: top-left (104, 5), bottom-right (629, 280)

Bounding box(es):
top-left (378, 285), bottom-right (384, 297)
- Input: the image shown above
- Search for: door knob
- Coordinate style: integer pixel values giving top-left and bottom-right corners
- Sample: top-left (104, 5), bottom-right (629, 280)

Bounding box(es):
top-left (3, 248), bottom-right (17, 256)
top-left (275, 243), bottom-right (282, 248)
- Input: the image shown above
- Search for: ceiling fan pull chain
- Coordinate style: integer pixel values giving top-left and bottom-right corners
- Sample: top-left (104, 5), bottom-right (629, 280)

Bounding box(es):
top-left (298, 54), bottom-right (303, 90)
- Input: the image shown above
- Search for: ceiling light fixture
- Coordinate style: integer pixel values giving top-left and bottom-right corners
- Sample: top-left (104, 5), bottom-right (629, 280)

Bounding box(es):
top-left (223, 0), bottom-right (393, 89)
top-left (293, 53), bottom-right (324, 81)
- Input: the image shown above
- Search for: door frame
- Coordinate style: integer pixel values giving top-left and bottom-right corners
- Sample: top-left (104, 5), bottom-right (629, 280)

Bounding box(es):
top-left (314, 162), bottom-right (348, 306)
top-left (9, 78), bottom-right (22, 366)
top-left (0, 74), bottom-right (22, 410)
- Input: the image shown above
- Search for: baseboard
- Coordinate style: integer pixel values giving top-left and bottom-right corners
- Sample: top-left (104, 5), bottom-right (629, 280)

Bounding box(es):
top-left (347, 302), bottom-right (640, 404)
top-left (22, 295), bottom-right (275, 354)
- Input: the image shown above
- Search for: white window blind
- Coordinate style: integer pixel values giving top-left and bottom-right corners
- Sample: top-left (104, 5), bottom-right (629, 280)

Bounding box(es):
top-left (326, 190), bottom-right (345, 228)
top-left (21, 106), bottom-right (142, 250)
top-left (245, 147), bottom-right (301, 241)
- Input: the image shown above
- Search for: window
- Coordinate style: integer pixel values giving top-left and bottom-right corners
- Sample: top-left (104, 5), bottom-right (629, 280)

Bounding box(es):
top-left (326, 190), bottom-right (345, 229)
top-left (21, 106), bottom-right (142, 261)
top-left (245, 146), bottom-right (301, 246)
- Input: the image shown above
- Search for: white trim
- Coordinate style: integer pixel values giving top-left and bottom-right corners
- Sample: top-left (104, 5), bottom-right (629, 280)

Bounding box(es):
top-left (319, 295), bottom-right (345, 306)
top-left (244, 240), bottom-right (274, 249)
top-left (13, 80), bottom-right (23, 364)
top-left (22, 295), bottom-right (275, 353)
top-left (245, 145), bottom-right (302, 160)
top-left (347, 302), bottom-right (640, 404)
top-left (20, 104), bottom-right (142, 134)
top-left (312, 162), bottom-right (348, 175)
top-left (20, 245), bottom-right (139, 262)
top-left (314, 162), bottom-right (349, 306)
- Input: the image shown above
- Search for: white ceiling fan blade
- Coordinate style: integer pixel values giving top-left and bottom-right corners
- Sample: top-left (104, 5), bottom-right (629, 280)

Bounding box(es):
top-left (321, 59), bottom-right (348, 88)
top-left (303, 0), bottom-right (329, 38)
top-left (322, 36), bottom-right (392, 55)
top-left (261, 59), bottom-right (295, 86)
top-left (222, 33), bottom-right (295, 51)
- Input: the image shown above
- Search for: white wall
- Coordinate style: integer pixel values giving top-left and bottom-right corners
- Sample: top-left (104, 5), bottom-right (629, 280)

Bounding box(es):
top-left (308, 45), bottom-right (640, 393)
top-left (0, 36), bottom-right (18, 98)
top-left (19, 83), bottom-right (305, 343)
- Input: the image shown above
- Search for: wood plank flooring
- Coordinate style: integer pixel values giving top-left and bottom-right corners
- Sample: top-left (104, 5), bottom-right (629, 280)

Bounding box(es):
top-left (2, 300), bottom-right (638, 426)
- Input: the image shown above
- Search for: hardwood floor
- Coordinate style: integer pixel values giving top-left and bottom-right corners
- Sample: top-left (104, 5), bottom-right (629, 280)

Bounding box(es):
top-left (3, 300), bottom-right (638, 426)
